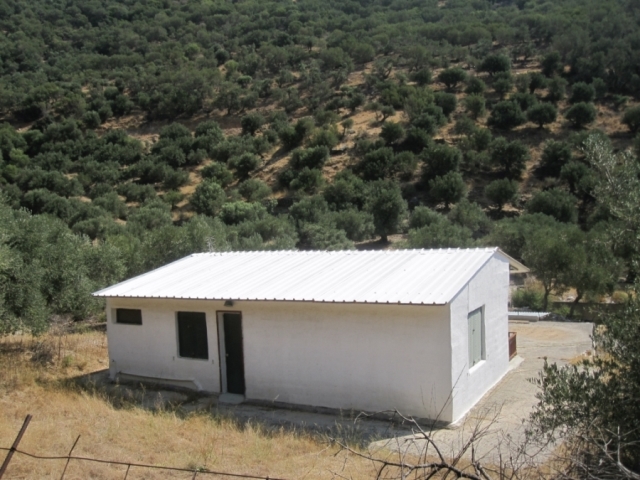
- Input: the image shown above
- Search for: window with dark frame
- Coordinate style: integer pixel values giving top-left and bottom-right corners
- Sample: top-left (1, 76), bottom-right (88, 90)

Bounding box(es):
top-left (116, 308), bottom-right (142, 325)
top-left (177, 312), bottom-right (209, 360)
top-left (468, 307), bottom-right (484, 368)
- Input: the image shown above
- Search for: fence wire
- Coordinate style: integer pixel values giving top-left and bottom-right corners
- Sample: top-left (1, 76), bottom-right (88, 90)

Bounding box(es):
top-left (0, 445), bottom-right (290, 480)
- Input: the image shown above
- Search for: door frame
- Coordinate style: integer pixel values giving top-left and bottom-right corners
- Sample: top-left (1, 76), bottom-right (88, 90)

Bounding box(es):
top-left (216, 310), bottom-right (244, 394)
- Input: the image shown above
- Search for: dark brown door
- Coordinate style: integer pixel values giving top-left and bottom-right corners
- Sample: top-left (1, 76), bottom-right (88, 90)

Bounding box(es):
top-left (223, 313), bottom-right (245, 395)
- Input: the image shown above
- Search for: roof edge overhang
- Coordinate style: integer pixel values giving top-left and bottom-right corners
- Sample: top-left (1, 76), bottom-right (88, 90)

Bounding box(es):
top-left (496, 249), bottom-right (530, 274)
top-left (94, 295), bottom-right (448, 306)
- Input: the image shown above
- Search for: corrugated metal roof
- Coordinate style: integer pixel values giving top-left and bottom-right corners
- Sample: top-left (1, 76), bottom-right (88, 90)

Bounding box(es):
top-left (93, 248), bottom-right (508, 305)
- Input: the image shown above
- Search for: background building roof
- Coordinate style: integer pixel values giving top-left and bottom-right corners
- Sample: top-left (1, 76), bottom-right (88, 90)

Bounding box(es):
top-left (94, 248), bottom-right (520, 305)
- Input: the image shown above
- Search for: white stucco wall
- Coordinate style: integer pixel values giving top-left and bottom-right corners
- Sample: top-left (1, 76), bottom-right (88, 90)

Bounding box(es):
top-left (448, 254), bottom-right (510, 422)
top-left (105, 298), bottom-right (455, 421)
top-left (106, 298), bottom-right (223, 392)
top-left (241, 302), bottom-right (453, 420)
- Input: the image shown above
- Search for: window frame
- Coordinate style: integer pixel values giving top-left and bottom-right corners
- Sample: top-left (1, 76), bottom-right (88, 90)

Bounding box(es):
top-left (468, 306), bottom-right (485, 369)
top-left (176, 311), bottom-right (209, 360)
top-left (115, 308), bottom-right (143, 325)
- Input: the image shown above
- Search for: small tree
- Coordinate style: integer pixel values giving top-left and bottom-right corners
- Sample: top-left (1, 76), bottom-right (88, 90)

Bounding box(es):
top-left (340, 118), bottom-right (354, 138)
top-left (592, 77), bottom-right (607, 100)
top-left (290, 146), bottom-right (330, 170)
top-left (567, 230), bottom-right (619, 317)
top-left (569, 82), bottom-right (595, 104)
top-left (356, 147), bottom-right (396, 181)
top-left (191, 180), bottom-right (226, 216)
top-left (346, 92), bottom-right (365, 113)
top-left (464, 94), bottom-right (486, 119)
top-left (541, 51), bottom-right (562, 77)
top-left (366, 180), bottom-right (407, 242)
top-left (560, 161), bottom-right (595, 198)
top-left (237, 178), bottom-right (271, 201)
top-left (434, 92), bottom-right (457, 117)
top-left (421, 144), bottom-right (462, 181)
top-left (289, 167), bottom-right (325, 193)
top-left (438, 67), bottom-right (467, 91)
top-left (484, 178), bottom-right (518, 210)
top-left (539, 140), bottom-right (572, 177)
top-left (379, 105), bottom-right (396, 122)
top-left (240, 112), bottom-right (265, 136)
top-left (465, 76), bottom-right (486, 95)
top-left (407, 218), bottom-right (473, 248)
top-left (528, 72), bottom-right (548, 93)
top-left (622, 106), bottom-right (640, 133)
top-left (410, 67), bottom-right (432, 86)
top-left (522, 223), bottom-right (582, 310)
top-left (525, 188), bottom-right (578, 223)
top-left (493, 73), bottom-right (514, 99)
top-left (526, 102), bottom-right (558, 128)
top-left (546, 76), bottom-right (567, 103)
top-left (479, 54), bottom-right (511, 76)
top-left (201, 162), bottom-right (234, 187)
top-left (428, 172), bottom-right (466, 209)
top-left (490, 137), bottom-right (529, 179)
top-left (163, 190), bottom-right (185, 209)
top-left (380, 122), bottom-right (405, 145)
top-left (565, 102), bottom-right (597, 128)
top-left (515, 74), bottom-right (530, 94)
top-left (487, 101), bottom-right (526, 130)
top-left (229, 152), bottom-right (261, 178)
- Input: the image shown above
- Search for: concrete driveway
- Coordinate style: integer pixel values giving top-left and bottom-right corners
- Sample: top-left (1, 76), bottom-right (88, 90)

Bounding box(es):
top-left (370, 320), bottom-right (594, 465)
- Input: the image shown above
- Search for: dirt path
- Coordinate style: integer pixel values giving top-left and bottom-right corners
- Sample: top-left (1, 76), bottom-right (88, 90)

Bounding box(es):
top-left (370, 320), bottom-right (593, 465)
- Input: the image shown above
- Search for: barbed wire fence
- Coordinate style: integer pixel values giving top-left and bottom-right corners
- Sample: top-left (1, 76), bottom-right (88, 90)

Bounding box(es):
top-left (0, 415), bottom-right (290, 480)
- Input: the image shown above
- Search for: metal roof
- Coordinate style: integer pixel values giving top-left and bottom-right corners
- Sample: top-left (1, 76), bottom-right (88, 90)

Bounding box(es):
top-left (93, 248), bottom-right (514, 306)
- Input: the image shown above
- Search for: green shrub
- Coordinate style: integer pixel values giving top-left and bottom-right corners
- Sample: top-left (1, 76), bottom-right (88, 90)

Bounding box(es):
top-left (569, 82), bottom-right (596, 104)
top-left (428, 171), bottom-right (466, 208)
top-left (622, 106), bottom-right (640, 133)
top-left (201, 162), bottom-right (234, 187)
top-left (526, 188), bottom-right (578, 223)
top-left (229, 152), bottom-right (261, 178)
top-left (565, 102), bottom-right (597, 128)
top-left (488, 101), bottom-right (526, 130)
top-left (464, 94), bottom-right (486, 119)
top-left (484, 179), bottom-right (518, 210)
top-left (511, 287), bottom-right (544, 311)
top-left (191, 181), bottom-right (226, 216)
top-left (290, 146), bottom-right (330, 170)
top-left (527, 103), bottom-right (558, 128)
top-left (421, 144), bottom-right (462, 181)
top-left (237, 178), bottom-right (271, 201)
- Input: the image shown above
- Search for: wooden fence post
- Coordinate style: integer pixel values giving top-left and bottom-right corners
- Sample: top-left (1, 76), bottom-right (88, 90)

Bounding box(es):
top-left (0, 414), bottom-right (32, 479)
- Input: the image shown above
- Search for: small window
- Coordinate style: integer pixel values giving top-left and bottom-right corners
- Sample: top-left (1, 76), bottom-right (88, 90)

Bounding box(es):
top-left (468, 307), bottom-right (484, 368)
top-left (177, 312), bottom-right (209, 360)
top-left (116, 308), bottom-right (142, 325)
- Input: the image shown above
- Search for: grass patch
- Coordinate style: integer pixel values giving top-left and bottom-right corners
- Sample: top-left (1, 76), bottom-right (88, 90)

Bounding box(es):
top-left (0, 327), bottom-right (378, 479)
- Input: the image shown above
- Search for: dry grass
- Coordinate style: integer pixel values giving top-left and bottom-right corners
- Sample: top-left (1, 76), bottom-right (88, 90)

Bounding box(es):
top-left (0, 329), bottom-right (377, 480)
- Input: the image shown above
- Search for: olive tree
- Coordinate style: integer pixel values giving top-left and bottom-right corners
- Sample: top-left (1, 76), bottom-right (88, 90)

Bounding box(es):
top-left (527, 103), bottom-right (558, 128)
top-left (365, 180), bottom-right (408, 242)
top-left (484, 178), bottom-right (518, 211)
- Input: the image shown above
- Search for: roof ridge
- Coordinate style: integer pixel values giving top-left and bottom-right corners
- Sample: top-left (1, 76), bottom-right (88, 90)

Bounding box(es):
top-left (192, 247), bottom-right (498, 256)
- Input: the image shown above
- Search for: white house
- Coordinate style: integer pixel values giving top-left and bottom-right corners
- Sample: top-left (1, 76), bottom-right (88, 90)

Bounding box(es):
top-left (93, 248), bottom-right (527, 424)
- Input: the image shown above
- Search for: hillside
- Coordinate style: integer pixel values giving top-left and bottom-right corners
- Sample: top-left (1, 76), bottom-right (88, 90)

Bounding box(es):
top-left (1, 0), bottom-right (640, 331)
